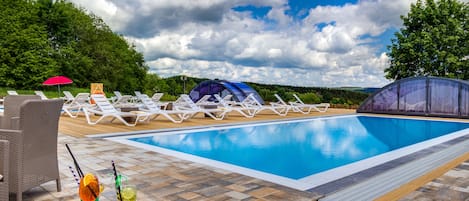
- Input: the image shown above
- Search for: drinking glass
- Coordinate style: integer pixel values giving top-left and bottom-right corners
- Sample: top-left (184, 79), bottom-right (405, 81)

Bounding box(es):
top-left (120, 184), bottom-right (137, 201)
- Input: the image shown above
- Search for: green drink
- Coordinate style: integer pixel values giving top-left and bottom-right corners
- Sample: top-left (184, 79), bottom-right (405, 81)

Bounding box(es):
top-left (121, 185), bottom-right (137, 201)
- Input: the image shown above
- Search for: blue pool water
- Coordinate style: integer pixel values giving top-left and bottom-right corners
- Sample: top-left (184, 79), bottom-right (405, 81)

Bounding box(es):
top-left (128, 116), bottom-right (469, 179)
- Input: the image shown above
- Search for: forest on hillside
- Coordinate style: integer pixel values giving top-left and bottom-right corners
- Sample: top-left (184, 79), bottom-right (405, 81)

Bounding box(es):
top-left (0, 0), bottom-right (371, 106)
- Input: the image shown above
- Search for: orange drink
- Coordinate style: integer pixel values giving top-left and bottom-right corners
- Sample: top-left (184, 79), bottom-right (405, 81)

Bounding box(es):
top-left (79, 173), bottom-right (102, 201)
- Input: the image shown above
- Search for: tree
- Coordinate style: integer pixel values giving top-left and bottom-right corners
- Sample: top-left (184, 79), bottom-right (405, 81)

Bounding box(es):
top-left (385, 0), bottom-right (469, 80)
top-left (0, 0), bottom-right (59, 88)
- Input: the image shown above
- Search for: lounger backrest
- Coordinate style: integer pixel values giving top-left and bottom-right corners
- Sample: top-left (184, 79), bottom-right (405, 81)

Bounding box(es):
top-left (72, 93), bottom-right (90, 105)
top-left (274, 94), bottom-right (288, 105)
top-left (140, 95), bottom-right (161, 111)
top-left (116, 95), bottom-right (133, 104)
top-left (134, 91), bottom-right (142, 98)
top-left (34, 91), bottom-right (48, 100)
top-left (113, 91), bottom-right (122, 99)
top-left (222, 94), bottom-right (233, 101)
top-left (63, 91), bottom-right (75, 101)
top-left (177, 95), bottom-right (199, 110)
top-left (241, 94), bottom-right (261, 107)
top-left (214, 94), bottom-right (230, 108)
top-left (91, 94), bottom-right (119, 113)
top-left (151, 93), bottom-right (164, 102)
top-left (195, 95), bottom-right (212, 104)
top-left (7, 91), bottom-right (18, 95)
top-left (293, 94), bottom-right (305, 104)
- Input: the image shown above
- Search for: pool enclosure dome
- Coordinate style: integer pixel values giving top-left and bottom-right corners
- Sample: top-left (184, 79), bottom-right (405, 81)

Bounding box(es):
top-left (358, 76), bottom-right (469, 118)
top-left (189, 79), bottom-right (264, 104)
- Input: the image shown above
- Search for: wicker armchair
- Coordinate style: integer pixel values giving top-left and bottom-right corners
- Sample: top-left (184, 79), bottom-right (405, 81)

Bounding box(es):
top-left (0, 140), bottom-right (9, 201)
top-left (0, 99), bottom-right (63, 201)
top-left (0, 95), bottom-right (41, 129)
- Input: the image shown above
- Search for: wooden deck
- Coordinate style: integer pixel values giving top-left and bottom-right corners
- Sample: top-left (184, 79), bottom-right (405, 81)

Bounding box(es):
top-left (58, 108), bottom-right (356, 137)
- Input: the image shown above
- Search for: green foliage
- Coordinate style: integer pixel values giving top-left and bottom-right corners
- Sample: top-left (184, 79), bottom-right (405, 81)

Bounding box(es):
top-left (298, 93), bottom-right (321, 104)
top-left (248, 82), bottom-right (368, 105)
top-left (386, 0), bottom-right (469, 80)
top-left (0, 0), bottom-right (148, 91)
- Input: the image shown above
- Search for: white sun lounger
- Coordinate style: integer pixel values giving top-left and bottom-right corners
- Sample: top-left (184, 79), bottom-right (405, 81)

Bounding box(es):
top-left (34, 91), bottom-right (48, 100)
top-left (84, 94), bottom-right (150, 126)
top-left (150, 93), bottom-right (169, 110)
top-left (214, 94), bottom-right (257, 118)
top-left (62, 91), bottom-right (75, 104)
top-left (243, 93), bottom-right (290, 116)
top-left (138, 94), bottom-right (194, 123)
top-left (62, 93), bottom-right (90, 118)
top-left (7, 90), bottom-right (18, 95)
top-left (195, 95), bottom-right (217, 106)
top-left (289, 94), bottom-right (330, 113)
top-left (173, 94), bottom-right (231, 120)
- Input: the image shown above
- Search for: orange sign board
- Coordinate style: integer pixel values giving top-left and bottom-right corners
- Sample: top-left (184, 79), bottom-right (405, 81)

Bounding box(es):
top-left (90, 83), bottom-right (104, 104)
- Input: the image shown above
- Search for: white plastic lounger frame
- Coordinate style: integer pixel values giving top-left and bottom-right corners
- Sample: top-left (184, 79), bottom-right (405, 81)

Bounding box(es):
top-left (195, 95), bottom-right (217, 106)
top-left (84, 94), bottom-right (150, 126)
top-left (244, 94), bottom-right (290, 116)
top-left (290, 94), bottom-right (330, 113)
top-left (62, 91), bottom-right (75, 104)
top-left (138, 94), bottom-right (193, 123)
top-left (173, 94), bottom-right (231, 120)
top-left (214, 94), bottom-right (257, 118)
top-left (7, 91), bottom-right (18, 95)
top-left (62, 93), bottom-right (90, 118)
top-left (34, 91), bottom-right (48, 100)
top-left (150, 93), bottom-right (169, 110)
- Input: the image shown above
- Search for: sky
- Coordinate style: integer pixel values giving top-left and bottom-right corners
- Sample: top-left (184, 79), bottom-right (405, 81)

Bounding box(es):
top-left (68, 0), bottom-right (420, 88)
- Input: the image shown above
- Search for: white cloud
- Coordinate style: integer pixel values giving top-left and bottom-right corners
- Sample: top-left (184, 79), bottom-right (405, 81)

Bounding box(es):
top-left (69, 0), bottom-right (418, 87)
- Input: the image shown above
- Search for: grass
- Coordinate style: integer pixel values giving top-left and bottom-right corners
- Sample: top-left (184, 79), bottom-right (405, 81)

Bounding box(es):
top-left (0, 86), bottom-right (91, 98)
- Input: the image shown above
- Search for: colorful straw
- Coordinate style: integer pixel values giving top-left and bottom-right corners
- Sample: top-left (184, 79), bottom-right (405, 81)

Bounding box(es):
top-left (112, 160), bottom-right (123, 201)
top-left (65, 144), bottom-right (98, 199)
top-left (65, 144), bottom-right (84, 178)
top-left (68, 166), bottom-right (80, 186)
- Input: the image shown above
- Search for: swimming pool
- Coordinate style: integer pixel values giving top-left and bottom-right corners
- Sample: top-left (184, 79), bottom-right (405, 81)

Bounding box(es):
top-left (109, 115), bottom-right (469, 190)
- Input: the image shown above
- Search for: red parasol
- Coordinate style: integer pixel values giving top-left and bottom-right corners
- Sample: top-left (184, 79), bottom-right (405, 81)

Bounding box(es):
top-left (43, 76), bottom-right (73, 96)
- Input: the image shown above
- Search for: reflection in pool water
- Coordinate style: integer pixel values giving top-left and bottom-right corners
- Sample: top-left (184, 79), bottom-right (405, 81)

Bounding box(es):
top-left (130, 116), bottom-right (469, 179)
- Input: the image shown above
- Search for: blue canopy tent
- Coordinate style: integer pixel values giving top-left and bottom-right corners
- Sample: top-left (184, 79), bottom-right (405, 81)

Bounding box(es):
top-left (189, 80), bottom-right (264, 104)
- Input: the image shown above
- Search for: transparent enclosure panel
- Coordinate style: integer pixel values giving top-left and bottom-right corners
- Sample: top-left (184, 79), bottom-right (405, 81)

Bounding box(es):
top-left (372, 85), bottom-right (398, 112)
top-left (429, 79), bottom-right (459, 115)
top-left (399, 79), bottom-right (426, 113)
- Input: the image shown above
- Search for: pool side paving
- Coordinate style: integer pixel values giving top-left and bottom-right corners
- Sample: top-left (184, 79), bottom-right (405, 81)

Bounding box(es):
top-left (17, 109), bottom-right (469, 200)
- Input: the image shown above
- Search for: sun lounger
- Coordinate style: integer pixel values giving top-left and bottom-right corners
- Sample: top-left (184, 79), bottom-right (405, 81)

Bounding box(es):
top-left (34, 91), bottom-right (48, 100)
top-left (289, 94), bottom-right (330, 113)
top-left (150, 93), bottom-right (169, 110)
top-left (238, 93), bottom-right (289, 116)
top-left (214, 94), bottom-right (257, 118)
top-left (173, 94), bottom-right (231, 120)
top-left (138, 94), bottom-right (194, 123)
top-left (112, 95), bottom-right (135, 108)
top-left (62, 93), bottom-right (91, 118)
top-left (84, 94), bottom-right (150, 126)
top-left (195, 95), bottom-right (217, 106)
top-left (62, 91), bottom-right (75, 104)
top-left (7, 90), bottom-right (18, 95)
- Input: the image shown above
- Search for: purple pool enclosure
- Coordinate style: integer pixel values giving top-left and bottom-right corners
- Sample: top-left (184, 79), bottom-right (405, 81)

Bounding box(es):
top-left (189, 80), bottom-right (264, 104)
top-left (358, 76), bottom-right (469, 118)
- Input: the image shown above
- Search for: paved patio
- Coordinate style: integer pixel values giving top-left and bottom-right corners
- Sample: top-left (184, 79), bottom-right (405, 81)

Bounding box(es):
top-left (19, 134), bottom-right (322, 200)
top-left (12, 110), bottom-right (469, 200)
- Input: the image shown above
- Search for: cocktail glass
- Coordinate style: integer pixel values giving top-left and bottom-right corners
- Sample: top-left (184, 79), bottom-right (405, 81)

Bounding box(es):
top-left (120, 184), bottom-right (137, 201)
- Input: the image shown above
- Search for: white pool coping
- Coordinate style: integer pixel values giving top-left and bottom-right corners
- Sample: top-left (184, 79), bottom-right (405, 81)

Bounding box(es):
top-left (107, 114), bottom-right (469, 191)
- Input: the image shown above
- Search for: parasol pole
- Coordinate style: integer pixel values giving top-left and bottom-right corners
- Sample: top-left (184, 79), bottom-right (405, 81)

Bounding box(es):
top-left (58, 84), bottom-right (61, 97)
